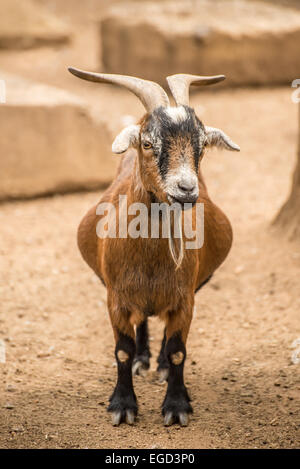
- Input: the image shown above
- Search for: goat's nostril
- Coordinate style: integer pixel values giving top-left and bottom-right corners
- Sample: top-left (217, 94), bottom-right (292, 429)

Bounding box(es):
top-left (178, 182), bottom-right (195, 193)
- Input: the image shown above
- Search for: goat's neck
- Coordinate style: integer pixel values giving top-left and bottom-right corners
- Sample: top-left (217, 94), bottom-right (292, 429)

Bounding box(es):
top-left (128, 157), bottom-right (152, 207)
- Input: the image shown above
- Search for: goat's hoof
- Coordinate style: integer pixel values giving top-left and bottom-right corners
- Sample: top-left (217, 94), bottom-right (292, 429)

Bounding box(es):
top-left (112, 411), bottom-right (122, 426)
top-left (125, 409), bottom-right (135, 425)
top-left (163, 411), bottom-right (190, 427)
top-left (164, 411), bottom-right (174, 426)
top-left (179, 412), bottom-right (189, 427)
top-left (132, 356), bottom-right (149, 377)
top-left (108, 389), bottom-right (138, 426)
top-left (162, 386), bottom-right (192, 426)
top-left (111, 409), bottom-right (136, 426)
top-left (158, 368), bottom-right (169, 384)
top-left (132, 360), bottom-right (147, 377)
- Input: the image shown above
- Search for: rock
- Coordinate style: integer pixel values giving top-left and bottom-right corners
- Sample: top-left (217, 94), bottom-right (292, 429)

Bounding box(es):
top-left (0, 0), bottom-right (70, 50)
top-left (37, 352), bottom-right (51, 358)
top-left (6, 384), bottom-right (17, 392)
top-left (11, 426), bottom-right (24, 433)
top-left (100, 0), bottom-right (300, 87)
top-left (235, 265), bottom-right (245, 274)
top-left (45, 434), bottom-right (57, 440)
top-left (4, 403), bottom-right (14, 409)
top-left (0, 72), bottom-right (118, 200)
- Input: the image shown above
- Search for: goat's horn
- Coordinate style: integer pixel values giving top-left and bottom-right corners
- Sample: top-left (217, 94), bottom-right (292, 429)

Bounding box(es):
top-left (166, 74), bottom-right (225, 106)
top-left (68, 67), bottom-right (170, 112)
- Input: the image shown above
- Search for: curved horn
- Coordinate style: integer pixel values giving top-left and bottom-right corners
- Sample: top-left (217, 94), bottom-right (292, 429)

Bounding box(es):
top-left (68, 67), bottom-right (169, 112)
top-left (166, 74), bottom-right (226, 106)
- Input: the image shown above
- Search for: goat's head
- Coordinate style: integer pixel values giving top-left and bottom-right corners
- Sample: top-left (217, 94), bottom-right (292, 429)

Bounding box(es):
top-left (68, 69), bottom-right (240, 206)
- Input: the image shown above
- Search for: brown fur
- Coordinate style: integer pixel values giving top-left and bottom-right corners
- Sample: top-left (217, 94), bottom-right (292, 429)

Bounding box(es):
top-left (167, 137), bottom-right (196, 173)
top-left (77, 117), bottom-right (233, 344)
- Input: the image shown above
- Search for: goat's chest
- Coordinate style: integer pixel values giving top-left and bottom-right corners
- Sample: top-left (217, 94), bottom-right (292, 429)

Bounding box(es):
top-left (101, 236), bottom-right (197, 315)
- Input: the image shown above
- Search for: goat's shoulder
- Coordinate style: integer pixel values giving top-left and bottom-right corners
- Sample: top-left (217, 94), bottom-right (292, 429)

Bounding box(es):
top-left (77, 150), bottom-right (136, 279)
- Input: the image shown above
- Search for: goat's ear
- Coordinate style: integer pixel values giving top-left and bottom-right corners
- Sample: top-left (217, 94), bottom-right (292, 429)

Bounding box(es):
top-left (205, 126), bottom-right (240, 152)
top-left (112, 124), bottom-right (141, 154)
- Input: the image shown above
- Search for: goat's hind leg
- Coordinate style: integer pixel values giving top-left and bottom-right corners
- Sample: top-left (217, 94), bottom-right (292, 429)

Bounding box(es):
top-left (156, 328), bottom-right (169, 383)
top-left (107, 304), bottom-right (138, 425)
top-left (132, 319), bottom-right (151, 377)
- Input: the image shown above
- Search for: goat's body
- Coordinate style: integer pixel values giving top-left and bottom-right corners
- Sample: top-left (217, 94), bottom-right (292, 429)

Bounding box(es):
top-left (78, 149), bottom-right (232, 328)
top-left (70, 67), bottom-right (239, 427)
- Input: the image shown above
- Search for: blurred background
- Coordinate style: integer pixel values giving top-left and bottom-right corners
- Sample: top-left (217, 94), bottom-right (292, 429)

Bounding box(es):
top-left (1, 0), bottom-right (300, 202)
top-left (0, 0), bottom-right (299, 450)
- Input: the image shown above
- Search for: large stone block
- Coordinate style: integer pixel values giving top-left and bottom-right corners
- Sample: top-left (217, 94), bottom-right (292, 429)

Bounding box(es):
top-left (100, 0), bottom-right (300, 87)
top-left (0, 73), bottom-right (117, 200)
top-left (0, 0), bottom-right (70, 50)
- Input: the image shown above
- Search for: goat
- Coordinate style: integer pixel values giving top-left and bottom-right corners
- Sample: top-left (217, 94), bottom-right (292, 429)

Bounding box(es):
top-left (68, 68), bottom-right (240, 427)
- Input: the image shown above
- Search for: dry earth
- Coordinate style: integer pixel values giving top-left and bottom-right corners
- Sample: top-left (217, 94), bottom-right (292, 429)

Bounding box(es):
top-left (0, 85), bottom-right (299, 448)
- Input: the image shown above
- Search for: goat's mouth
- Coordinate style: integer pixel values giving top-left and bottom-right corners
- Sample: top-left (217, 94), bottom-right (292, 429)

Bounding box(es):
top-left (167, 194), bottom-right (197, 209)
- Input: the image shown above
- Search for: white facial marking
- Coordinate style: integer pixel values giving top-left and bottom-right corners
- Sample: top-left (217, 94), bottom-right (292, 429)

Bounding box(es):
top-left (164, 106), bottom-right (187, 123)
top-left (165, 162), bottom-right (199, 200)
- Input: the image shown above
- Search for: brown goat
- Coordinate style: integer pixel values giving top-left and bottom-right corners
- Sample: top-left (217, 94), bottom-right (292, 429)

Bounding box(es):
top-left (69, 68), bottom-right (240, 427)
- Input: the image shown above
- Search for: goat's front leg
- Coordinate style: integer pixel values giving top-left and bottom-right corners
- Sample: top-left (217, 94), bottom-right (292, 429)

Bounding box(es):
top-left (107, 302), bottom-right (137, 426)
top-left (162, 308), bottom-right (193, 427)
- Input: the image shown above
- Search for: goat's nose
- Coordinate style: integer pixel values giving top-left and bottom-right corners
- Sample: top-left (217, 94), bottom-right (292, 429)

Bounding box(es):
top-left (178, 181), bottom-right (195, 193)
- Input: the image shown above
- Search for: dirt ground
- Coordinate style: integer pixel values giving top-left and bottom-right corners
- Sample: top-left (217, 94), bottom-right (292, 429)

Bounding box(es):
top-left (1, 84), bottom-right (300, 448)
top-left (0, 0), bottom-right (300, 450)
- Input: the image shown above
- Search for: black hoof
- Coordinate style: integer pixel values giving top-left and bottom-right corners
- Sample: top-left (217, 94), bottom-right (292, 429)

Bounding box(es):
top-left (164, 411), bottom-right (190, 427)
top-left (110, 409), bottom-right (136, 426)
top-left (162, 387), bottom-right (192, 426)
top-left (108, 391), bottom-right (138, 426)
top-left (132, 353), bottom-right (150, 376)
top-left (157, 367), bottom-right (169, 383)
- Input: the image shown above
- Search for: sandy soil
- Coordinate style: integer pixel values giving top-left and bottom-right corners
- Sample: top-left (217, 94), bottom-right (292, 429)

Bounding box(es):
top-left (0, 0), bottom-right (299, 450)
top-left (0, 83), bottom-right (300, 448)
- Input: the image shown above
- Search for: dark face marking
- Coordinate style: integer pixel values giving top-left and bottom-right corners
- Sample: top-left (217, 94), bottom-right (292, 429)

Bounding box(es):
top-left (142, 106), bottom-right (205, 180)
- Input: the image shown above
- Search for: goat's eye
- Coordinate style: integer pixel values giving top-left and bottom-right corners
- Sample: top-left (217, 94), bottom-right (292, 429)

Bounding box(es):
top-left (143, 141), bottom-right (152, 150)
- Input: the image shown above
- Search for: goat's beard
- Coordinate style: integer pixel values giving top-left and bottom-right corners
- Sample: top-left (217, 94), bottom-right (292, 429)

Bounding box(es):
top-left (146, 186), bottom-right (185, 269)
top-left (167, 211), bottom-right (184, 270)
